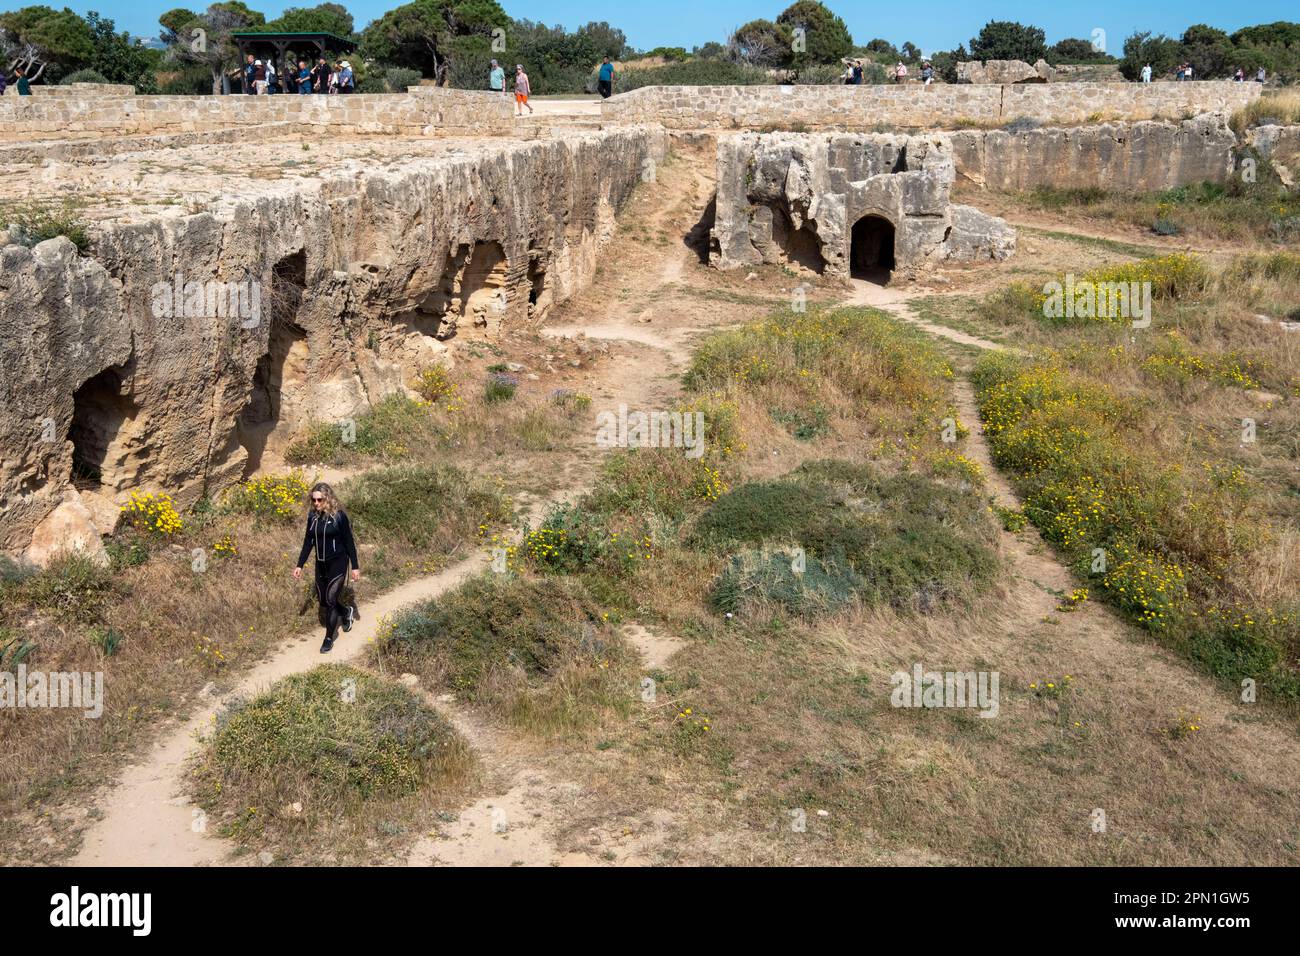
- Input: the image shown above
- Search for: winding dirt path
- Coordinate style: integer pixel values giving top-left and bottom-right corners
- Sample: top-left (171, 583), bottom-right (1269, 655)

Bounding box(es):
top-left (68, 144), bottom-right (715, 869)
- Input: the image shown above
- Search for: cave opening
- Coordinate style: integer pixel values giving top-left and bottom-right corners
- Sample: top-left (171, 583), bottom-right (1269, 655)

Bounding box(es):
top-left (70, 365), bottom-right (137, 490)
top-left (850, 214), bottom-right (896, 282)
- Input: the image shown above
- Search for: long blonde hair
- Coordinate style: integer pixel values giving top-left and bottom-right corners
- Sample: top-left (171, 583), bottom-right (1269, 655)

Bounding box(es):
top-left (306, 481), bottom-right (341, 518)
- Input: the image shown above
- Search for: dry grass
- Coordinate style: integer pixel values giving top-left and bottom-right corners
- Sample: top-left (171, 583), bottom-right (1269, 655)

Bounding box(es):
top-left (0, 464), bottom-right (509, 864)
top-left (1231, 89), bottom-right (1300, 133)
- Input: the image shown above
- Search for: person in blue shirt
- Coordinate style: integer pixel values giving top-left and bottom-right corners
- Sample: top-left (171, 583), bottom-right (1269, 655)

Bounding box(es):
top-left (597, 57), bottom-right (615, 98)
top-left (244, 54), bottom-right (257, 95)
top-left (297, 61), bottom-right (312, 94)
top-left (15, 66), bottom-right (32, 95)
top-left (489, 58), bottom-right (505, 93)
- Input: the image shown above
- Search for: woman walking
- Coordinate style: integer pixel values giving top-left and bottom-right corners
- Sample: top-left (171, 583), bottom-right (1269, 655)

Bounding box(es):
top-left (293, 483), bottom-right (361, 653)
top-left (514, 63), bottom-right (534, 116)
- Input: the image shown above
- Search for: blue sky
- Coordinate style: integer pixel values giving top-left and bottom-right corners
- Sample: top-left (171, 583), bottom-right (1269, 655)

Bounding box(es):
top-left (32, 1), bottom-right (1297, 53)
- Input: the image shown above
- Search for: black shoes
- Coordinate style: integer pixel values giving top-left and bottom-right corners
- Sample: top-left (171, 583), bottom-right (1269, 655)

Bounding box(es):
top-left (320, 635), bottom-right (335, 654)
top-left (342, 604), bottom-right (355, 633)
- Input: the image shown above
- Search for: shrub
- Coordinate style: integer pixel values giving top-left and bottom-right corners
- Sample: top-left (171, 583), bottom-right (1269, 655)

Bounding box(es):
top-left (221, 472), bottom-right (310, 521)
top-left (617, 58), bottom-right (775, 91)
top-left (193, 665), bottom-right (468, 842)
top-left (59, 69), bottom-right (110, 85)
top-left (342, 465), bottom-right (509, 550)
top-left (695, 462), bottom-right (998, 614)
top-left (119, 490), bottom-right (184, 537)
top-left (374, 575), bottom-right (630, 732)
top-left (23, 553), bottom-right (116, 623)
top-left (484, 373), bottom-right (518, 403)
top-left (412, 364), bottom-right (459, 408)
top-left (0, 200), bottom-right (90, 252)
top-left (710, 548), bottom-right (862, 618)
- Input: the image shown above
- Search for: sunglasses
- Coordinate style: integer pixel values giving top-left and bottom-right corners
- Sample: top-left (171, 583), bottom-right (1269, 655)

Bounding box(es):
top-left (311, 496), bottom-right (325, 502)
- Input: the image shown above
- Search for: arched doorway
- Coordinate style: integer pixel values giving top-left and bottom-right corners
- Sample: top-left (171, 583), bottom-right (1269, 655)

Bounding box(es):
top-left (850, 215), bottom-right (895, 282)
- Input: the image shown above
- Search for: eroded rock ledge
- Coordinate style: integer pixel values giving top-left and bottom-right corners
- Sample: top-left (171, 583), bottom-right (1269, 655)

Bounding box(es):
top-left (0, 126), bottom-right (668, 561)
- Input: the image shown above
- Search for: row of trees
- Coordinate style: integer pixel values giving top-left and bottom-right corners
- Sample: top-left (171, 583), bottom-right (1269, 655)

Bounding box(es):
top-left (3, 4), bottom-right (1298, 95)
top-left (1, 2), bottom-right (627, 94)
top-left (1120, 22), bottom-right (1300, 82)
top-left (0, 7), bottom-right (160, 89)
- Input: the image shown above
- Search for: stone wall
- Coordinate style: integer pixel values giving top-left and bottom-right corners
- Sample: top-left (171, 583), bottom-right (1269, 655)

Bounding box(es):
top-left (0, 126), bottom-right (669, 560)
top-left (0, 87), bottom-right (515, 136)
top-left (950, 115), bottom-right (1240, 192)
top-left (602, 82), bottom-right (1261, 130)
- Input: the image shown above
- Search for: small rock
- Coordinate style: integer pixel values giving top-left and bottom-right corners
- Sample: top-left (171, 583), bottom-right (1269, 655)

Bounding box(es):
top-left (816, 809), bottom-right (829, 817)
top-left (526, 373), bottom-right (539, 381)
top-left (569, 359), bottom-right (582, 368)
top-left (744, 272), bottom-right (757, 281)
top-left (399, 673), bottom-right (419, 687)
top-left (258, 851), bottom-right (274, 865)
top-left (291, 802), bottom-right (303, 814)
top-left (506, 362), bottom-right (524, 372)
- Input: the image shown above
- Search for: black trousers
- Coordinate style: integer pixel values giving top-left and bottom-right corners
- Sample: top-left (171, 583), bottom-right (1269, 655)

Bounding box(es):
top-left (598, 79), bottom-right (612, 98)
top-left (314, 555), bottom-right (351, 641)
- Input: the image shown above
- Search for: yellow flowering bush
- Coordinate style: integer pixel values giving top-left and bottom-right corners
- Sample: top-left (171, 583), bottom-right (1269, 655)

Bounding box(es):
top-left (413, 364), bottom-right (460, 410)
top-left (221, 472), bottom-right (309, 521)
top-left (120, 490), bottom-right (184, 537)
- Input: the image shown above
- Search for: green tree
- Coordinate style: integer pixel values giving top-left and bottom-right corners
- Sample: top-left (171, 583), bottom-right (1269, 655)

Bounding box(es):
top-left (900, 41), bottom-right (921, 64)
top-left (261, 4), bottom-right (354, 38)
top-left (160, 3), bottom-right (265, 94)
top-left (864, 38), bottom-right (898, 58)
top-left (1180, 24), bottom-right (1234, 78)
top-left (360, 0), bottom-right (506, 84)
top-left (0, 5), bottom-right (96, 81)
top-left (968, 20), bottom-right (1047, 63)
top-left (1118, 30), bottom-right (1182, 81)
top-left (1050, 37), bottom-right (1113, 64)
top-left (776, 0), bottom-right (852, 67)
top-left (730, 18), bottom-right (787, 67)
top-left (82, 11), bottom-right (160, 90)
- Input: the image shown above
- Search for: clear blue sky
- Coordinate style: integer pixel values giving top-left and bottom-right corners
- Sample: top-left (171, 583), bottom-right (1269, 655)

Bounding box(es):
top-left (28, 1), bottom-right (1297, 54)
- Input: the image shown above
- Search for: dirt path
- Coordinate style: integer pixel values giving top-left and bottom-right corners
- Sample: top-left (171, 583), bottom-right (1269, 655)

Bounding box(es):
top-left (69, 144), bottom-right (716, 869)
top-left (845, 279), bottom-right (1011, 352)
top-left (72, 552), bottom-right (490, 866)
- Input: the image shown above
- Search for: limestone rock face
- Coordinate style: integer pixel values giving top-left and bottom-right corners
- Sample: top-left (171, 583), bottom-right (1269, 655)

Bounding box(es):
top-left (26, 494), bottom-right (109, 568)
top-left (1246, 124), bottom-right (1300, 188)
top-left (950, 115), bottom-right (1240, 192)
top-left (1, 127), bottom-right (668, 562)
top-left (957, 60), bottom-right (1047, 84)
top-left (711, 132), bottom-right (1015, 280)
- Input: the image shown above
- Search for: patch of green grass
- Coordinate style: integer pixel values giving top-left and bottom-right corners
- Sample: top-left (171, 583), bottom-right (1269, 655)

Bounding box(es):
top-left (192, 664), bottom-right (468, 843)
top-left (0, 199), bottom-right (90, 252)
top-left (484, 373), bottom-right (518, 403)
top-left (285, 394), bottom-right (433, 465)
top-left (374, 575), bottom-right (633, 733)
top-left (341, 464), bottom-right (509, 552)
top-left (711, 548), bottom-right (862, 618)
top-left (692, 461), bottom-right (999, 615)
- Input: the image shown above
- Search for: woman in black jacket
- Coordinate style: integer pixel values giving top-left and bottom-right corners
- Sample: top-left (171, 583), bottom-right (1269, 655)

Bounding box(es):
top-left (292, 482), bottom-right (361, 653)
